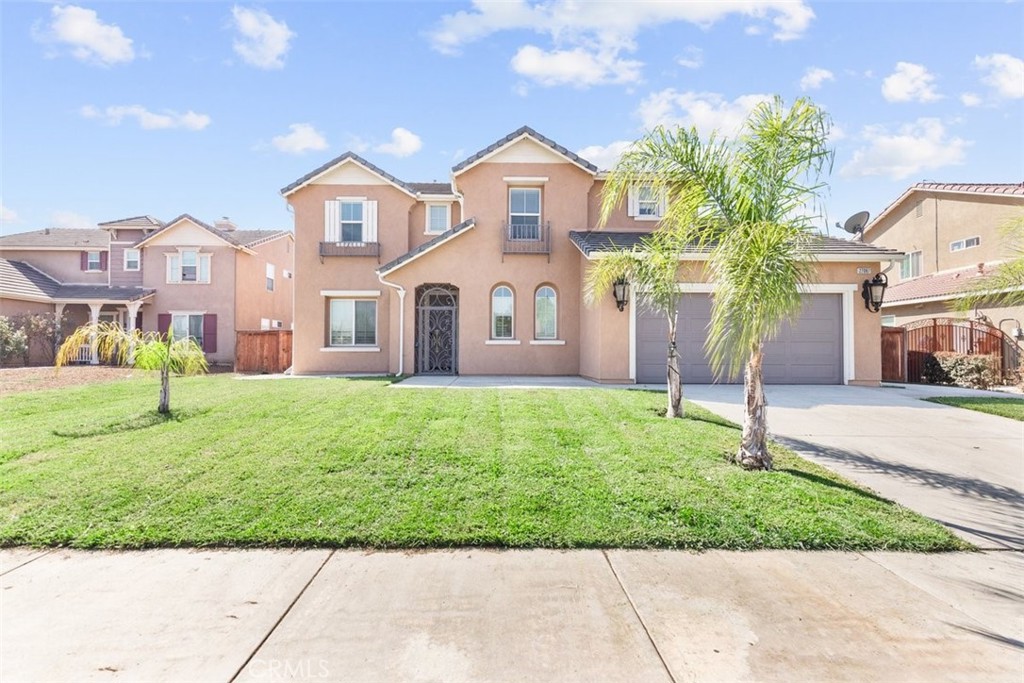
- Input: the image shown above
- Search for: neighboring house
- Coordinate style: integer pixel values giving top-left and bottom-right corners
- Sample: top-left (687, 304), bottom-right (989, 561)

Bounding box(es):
top-left (863, 182), bottom-right (1024, 333)
top-left (283, 125), bottom-right (901, 385)
top-left (0, 215), bottom-right (293, 365)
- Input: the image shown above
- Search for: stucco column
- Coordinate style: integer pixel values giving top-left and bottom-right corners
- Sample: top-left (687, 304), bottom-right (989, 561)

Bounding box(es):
top-left (88, 303), bottom-right (102, 365)
top-left (125, 301), bottom-right (142, 365)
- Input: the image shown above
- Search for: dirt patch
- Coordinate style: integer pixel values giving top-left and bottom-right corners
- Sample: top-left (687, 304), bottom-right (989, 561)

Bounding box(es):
top-left (0, 366), bottom-right (139, 396)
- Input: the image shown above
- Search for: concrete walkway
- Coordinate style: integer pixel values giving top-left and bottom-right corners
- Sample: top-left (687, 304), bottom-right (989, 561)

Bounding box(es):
top-left (685, 384), bottom-right (1024, 550)
top-left (2, 547), bottom-right (1021, 682)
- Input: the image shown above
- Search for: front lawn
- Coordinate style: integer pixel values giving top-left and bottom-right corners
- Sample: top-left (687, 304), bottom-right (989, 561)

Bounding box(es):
top-left (923, 395), bottom-right (1024, 421)
top-left (0, 375), bottom-right (965, 550)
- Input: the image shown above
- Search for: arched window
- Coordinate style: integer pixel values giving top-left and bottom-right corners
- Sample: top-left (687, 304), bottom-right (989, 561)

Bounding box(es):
top-left (491, 286), bottom-right (514, 339)
top-left (535, 286), bottom-right (557, 340)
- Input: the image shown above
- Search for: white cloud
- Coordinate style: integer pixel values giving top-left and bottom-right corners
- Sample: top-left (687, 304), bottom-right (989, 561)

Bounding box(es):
top-left (829, 123), bottom-right (846, 142)
top-left (231, 6), bottom-right (294, 70)
top-left (0, 203), bottom-right (18, 224)
top-left (272, 123), bottom-right (328, 154)
top-left (973, 53), bottom-right (1024, 99)
top-left (374, 128), bottom-right (422, 157)
top-left (510, 45), bottom-right (642, 87)
top-left (577, 140), bottom-right (634, 171)
top-left (840, 118), bottom-right (970, 180)
top-left (637, 90), bottom-right (772, 136)
top-left (881, 62), bottom-right (942, 103)
top-left (428, 1), bottom-right (813, 88)
top-left (51, 210), bottom-right (94, 230)
top-left (800, 66), bottom-right (834, 91)
top-left (34, 4), bottom-right (135, 66)
top-left (676, 46), bottom-right (703, 70)
top-left (960, 92), bottom-right (982, 107)
top-left (80, 105), bottom-right (211, 131)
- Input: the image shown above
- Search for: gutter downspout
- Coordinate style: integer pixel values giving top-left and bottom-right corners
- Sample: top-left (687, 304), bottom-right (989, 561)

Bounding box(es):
top-left (377, 271), bottom-right (406, 376)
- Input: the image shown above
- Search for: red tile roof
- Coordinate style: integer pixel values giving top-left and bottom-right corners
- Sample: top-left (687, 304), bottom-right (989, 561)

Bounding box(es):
top-left (885, 263), bottom-right (999, 304)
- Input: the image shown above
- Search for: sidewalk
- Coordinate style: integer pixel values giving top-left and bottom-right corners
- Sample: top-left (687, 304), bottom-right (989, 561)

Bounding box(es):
top-left (2, 547), bottom-right (1021, 682)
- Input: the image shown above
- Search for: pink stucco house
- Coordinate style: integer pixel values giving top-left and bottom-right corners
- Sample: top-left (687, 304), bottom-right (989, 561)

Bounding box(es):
top-left (282, 126), bottom-right (901, 384)
top-left (0, 215), bottom-right (293, 365)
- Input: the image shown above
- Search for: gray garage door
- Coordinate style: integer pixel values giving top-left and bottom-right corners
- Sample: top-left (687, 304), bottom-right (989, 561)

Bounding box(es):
top-left (635, 293), bottom-right (843, 384)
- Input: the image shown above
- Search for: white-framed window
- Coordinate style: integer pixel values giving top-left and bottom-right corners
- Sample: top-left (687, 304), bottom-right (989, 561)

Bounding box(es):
top-left (534, 285), bottom-right (557, 340)
top-left (123, 248), bottom-right (140, 271)
top-left (266, 263), bottom-right (276, 292)
top-left (491, 285), bottom-right (514, 339)
top-left (324, 198), bottom-right (378, 244)
top-left (508, 188), bottom-right (541, 240)
top-left (283, 269), bottom-right (293, 279)
top-left (273, 320), bottom-right (283, 329)
top-left (426, 203), bottom-right (451, 234)
top-left (261, 318), bottom-right (271, 330)
top-left (329, 299), bottom-right (377, 346)
top-left (628, 185), bottom-right (666, 220)
top-left (950, 236), bottom-right (980, 252)
top-left (171, 313), bottom-right (204, 347)
top-left (86, 251), bottom-right (102, 271)
top-left (900, 250), bottom-right (922, 279)
top-left (340, 201), bottom-right (364, 242)
top-left (881, 315), bottom-right (897, 327)
top-left (166, 249), bottom-right (211, 284)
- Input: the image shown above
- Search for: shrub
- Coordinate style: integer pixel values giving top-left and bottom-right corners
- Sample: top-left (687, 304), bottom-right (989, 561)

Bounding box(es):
top-left (13, 311), bottom-right (69, 365)
top-left (0, 316), bottom-right (28, 365)
top-left (933, 352), bottom-right (1000, 390)
top-left (922, 354), bottom-right (950, 384)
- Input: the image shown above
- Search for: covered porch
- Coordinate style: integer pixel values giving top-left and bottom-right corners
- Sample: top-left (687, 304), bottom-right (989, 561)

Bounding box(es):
top-left (56, 291), bottom-right (156, 365)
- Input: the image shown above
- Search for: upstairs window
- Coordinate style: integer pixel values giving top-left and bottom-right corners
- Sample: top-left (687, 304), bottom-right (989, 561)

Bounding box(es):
top-left (628, 185), bottom-right (666, 220)
top-left (509, 188), bottom-right (541, 240)
top-left (340, 201), bottom-right (364, 242)
top-left (85, 251), bottom-right (103, 271)
top-left (124, 248), bottom-right (140, 271)
top-left (491, 286), bottom-right (514, 339)
top-left (325, 198), bottom-right (378, 244)
top-left (900, 251), bottom-right (922, 280)
top-left (167, 249), bottom-right (211, 284)
top-left (426, 204), bottom-right (451, 234)
top-left (950, 236), bottom-right (980, 252)
top-left (266, 263), bottom-right (275, 292)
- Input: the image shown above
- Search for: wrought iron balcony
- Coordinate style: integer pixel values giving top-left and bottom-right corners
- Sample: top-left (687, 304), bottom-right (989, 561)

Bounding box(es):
top-left (502, 221), bottom-right (551, 258)
top-left (319, 241), bottom-right (380, 259)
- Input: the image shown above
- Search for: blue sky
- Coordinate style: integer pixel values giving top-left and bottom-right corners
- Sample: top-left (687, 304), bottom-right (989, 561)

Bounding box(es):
top-left (2, 1), bottom-right (1022, 236)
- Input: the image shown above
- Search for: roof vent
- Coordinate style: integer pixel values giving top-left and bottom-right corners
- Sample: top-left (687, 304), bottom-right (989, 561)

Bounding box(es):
top-left (215, 217), bottom-right (238, 232)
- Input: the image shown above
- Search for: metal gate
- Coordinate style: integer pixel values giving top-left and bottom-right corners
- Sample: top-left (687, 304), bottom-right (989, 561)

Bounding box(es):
top-left (415, 284), bottom-right (458, 375)
top-left (903, 317), bottom-right (1020, 383)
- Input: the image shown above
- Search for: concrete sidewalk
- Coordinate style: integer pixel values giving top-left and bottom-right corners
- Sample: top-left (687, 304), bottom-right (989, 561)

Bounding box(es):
top-left (2, 548), bottom-right (1021, 682)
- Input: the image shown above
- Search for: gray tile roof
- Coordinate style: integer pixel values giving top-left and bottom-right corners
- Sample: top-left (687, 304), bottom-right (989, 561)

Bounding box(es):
top-left (452, 126), bottom-right (598, 174)
top-left (231, 229), bottom-right (292, 248)
top-left (569, 231), bottom-right (905, 259)
top-left (54, 285), bottom-right (154, 302)
top-left (280, 151), bottom-right (418, 196)
top-left (378, 218), bottom-right (476, 274)
top-left (0, 228), bottom-right (108, 249)
top-left (0, 258), bottom-right (153, 302)
top-left (98, 215), bottom-right (164, 228)
top-left (408, 182), bottom-right (455, 195)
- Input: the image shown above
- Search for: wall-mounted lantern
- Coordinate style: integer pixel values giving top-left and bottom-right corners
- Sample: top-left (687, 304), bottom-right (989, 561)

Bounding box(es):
top-left (613, 278), bottom-right (630, 312)
top-left (862, 272), bottom-right (888, 312)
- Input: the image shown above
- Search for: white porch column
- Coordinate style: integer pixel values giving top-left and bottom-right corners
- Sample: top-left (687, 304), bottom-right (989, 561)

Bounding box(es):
top-left (88, 303), bottom-right (102, 365)
top-left (125, 301), bottom-right (142, 365)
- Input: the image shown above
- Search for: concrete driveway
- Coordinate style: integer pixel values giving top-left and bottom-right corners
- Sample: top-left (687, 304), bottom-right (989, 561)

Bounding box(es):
top-left (686, 384), bottom-right (1024, 550)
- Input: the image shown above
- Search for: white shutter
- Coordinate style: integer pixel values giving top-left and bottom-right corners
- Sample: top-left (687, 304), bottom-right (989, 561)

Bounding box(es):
top-left (364, 200), bottom-right (378, 243)
top-left (199, 254), bottom-right (211, 283)
top-left (324, 200), bottom-right (340, 242)
top-left (627, 186), bottom-right (638, 217)
top-left (166, 254), bottom-right (181, 283)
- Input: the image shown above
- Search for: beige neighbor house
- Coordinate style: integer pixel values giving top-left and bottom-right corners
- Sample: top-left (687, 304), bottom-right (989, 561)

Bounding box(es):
top-left (283, 126), bottom-right (902, 385)
top-left (0, 215), bottom-right (293, 365)
top-left (864, 182), bottom-right (1024, 337)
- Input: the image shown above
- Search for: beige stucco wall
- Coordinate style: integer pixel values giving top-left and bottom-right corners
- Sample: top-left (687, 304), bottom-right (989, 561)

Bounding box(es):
top-left (234, 236), bottom-right (294, 331)
top-left (408, 201), bottom-right (463, 252)
top-left (0, 249), bottom-right (109, 284)
top-left (867, 193), bottom-right (1024, 284)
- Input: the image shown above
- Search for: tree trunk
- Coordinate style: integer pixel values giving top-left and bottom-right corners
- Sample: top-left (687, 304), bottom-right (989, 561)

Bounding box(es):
top-left (666, 318), bottom-right (683, 418)
top-left (735, 343), bottom-right (772, 470)
top-left (158, 364), bottom-right (170, 414)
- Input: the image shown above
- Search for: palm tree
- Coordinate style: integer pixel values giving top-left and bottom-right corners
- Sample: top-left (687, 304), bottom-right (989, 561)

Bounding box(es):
top-left (599, 97), bottom-right (833, 470)
top-left (55, 322), bottom-right (208, 414)
top-left (954, 216), bottom-right (1024, 312)
top-left (584, 229), bottom-right (693, 418)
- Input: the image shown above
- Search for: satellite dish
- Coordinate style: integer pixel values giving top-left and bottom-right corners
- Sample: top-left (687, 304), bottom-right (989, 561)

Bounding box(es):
top-left (836, 211), bottom-right (870, 240)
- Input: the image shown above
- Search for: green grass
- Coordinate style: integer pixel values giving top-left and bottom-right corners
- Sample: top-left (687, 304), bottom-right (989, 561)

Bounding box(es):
top-left (0, 375), bottom-right (965, 551)
top-left (923, 395), bottom-right (1024, 421)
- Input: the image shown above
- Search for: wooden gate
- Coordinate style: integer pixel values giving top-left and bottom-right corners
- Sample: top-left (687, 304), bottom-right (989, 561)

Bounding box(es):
top-left (880, 327), bottom-right (905, 382)
top-left (900, 318), bottom-right (1019, 383)
top-left (235, 330), bottom-right (292, 374)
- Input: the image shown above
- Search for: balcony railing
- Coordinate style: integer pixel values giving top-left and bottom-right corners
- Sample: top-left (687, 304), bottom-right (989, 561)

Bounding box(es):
top-left (319, 241), bottom-right (381, 260)
top-left (502, 221), bottom-right (551, 259)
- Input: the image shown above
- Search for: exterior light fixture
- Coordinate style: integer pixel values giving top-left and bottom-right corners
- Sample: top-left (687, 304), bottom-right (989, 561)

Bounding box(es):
top-left (613, 278), bottom-right (630, 312)
top-left (862, 272), bottom-right (888, 312)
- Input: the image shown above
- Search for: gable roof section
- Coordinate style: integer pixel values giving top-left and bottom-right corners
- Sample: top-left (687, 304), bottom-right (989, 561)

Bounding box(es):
top-left (98, 215), bottom-right (164, 228)
top-left (280, 152), bottom-right (418, 198)
top-left (134, 214), bottom-right (253, 251)
top-left (569, 231), bottom-right (904, 262)
top-left (0, 228), bottom-right (108, 250)
top-left (452, 126), bottom-right (598, 176)
top-left (377, 218), bottom-right (476, 275)
top-left (866, 182), bottom-right (1024, 237)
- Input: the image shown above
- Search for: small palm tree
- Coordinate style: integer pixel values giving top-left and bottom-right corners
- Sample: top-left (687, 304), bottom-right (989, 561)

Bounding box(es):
top-left (599, 96), bottom-right (833, 470)
top-left (56, 322), bottom-right (208, 414)
top-left (954, 216), bottom-right (1024, 312)
top-left (585, 229), bottom-right (692, 418)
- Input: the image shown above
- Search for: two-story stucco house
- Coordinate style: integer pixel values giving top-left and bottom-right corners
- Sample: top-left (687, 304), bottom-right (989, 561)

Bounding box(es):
top-left (283, 126), bottom-right (902, 385)
top-left (864, 182), bottom-right (1024, 333)
top-left (0, 214), bottom-right (293, 365)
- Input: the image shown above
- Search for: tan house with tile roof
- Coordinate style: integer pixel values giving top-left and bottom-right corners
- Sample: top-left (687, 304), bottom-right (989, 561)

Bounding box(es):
top-left (0, 215), bottom-right (293, 365)
top-left (283, 125), bottom-right (902, 385)
top-left (863, 182), bottom-right (1024, 337)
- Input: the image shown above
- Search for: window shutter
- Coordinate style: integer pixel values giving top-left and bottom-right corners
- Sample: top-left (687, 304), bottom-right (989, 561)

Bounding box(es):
top-left (202, 314), bottom-right (217, 353)
top-left (157, 314), bottom-right (172, 338)
top-left (364, 200), bottom-right (378, 243)
top-left (80, 251), bottom-right (88, 270)
top-left (135, 311), bottom-right (143, 330)
top-left (199, 254), bottom-right (211, 283)
top-left (167, 254), bottom-right (181, 283)
top-left (99, 252), bottom-right (109, 271)
top-left (324, 200), bottom-right (340, 242)
top-left (627, 187), bottom-right (638, 217)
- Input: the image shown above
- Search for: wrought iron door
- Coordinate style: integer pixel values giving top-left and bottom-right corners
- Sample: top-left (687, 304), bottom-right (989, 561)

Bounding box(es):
top-left (415, 285), bottom-right (458, 374)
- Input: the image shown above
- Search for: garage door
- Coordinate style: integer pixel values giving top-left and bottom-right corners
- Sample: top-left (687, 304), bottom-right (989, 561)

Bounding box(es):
top-left (635, 293), bottom-right (843, 384)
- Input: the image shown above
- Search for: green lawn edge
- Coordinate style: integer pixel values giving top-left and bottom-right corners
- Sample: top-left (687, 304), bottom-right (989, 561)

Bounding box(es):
top-left (922, 395), bottom-right (1024, 421)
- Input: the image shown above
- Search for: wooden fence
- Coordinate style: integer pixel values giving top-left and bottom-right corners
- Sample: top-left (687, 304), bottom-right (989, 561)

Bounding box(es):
top-left (880, 327), bottom-right (905, 382)
top-left (235, 330), bottom-right (292, 374)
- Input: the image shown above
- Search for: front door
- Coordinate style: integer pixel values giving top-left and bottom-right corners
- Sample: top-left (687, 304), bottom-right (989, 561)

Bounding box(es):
top-left (415, 284), bottom-right (458, 374)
